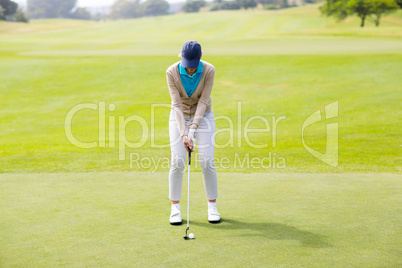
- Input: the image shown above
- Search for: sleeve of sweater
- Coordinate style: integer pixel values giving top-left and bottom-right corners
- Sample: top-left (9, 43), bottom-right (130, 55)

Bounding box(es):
top-left (190, 66), bottom-right (215, 130)
top-left (166, 68), bottom-right (187, 137)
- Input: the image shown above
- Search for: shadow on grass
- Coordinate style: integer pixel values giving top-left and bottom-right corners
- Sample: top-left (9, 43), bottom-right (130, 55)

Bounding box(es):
top-left (191, 218), bottom-right (331, 247)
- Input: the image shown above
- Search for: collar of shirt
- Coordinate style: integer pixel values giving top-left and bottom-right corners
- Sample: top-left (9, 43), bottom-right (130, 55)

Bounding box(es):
top-left (179, 61), bottom-right (203, 78)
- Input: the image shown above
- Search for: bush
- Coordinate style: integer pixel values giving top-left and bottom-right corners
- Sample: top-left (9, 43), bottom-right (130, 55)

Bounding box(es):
top-left (210, 0), bottom-right (258, 11)
top-left (110, 0), bottom-right (141, 19)
top-left (221, 1), bottom-right (242, 9)
top-left (210, 3), bottom-right (221, 10)
top-left (183, 0), bottom-right (206, 12)
top-left (238, 0), bottom-right (257, 8)
top-left (264, 3), bottom-right (277, 9)
top-left (0, 6), bottom-right (4, 20)
top-left (258, 0), bottom-right (276, 3)
top-left (142, 0), bottom-right (169, 16)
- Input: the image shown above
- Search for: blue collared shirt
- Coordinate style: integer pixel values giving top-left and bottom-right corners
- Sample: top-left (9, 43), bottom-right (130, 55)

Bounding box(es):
top-left (178, 61), bottom-right (204, 97)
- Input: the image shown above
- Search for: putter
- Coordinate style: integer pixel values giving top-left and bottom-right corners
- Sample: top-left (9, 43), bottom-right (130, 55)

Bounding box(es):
top-left (183, 147), bottom-right (191, 239)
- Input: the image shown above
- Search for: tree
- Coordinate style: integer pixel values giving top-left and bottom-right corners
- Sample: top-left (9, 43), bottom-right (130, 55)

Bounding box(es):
top-left (28, 0), bottom-right (77, 18)
top-left (0, 0), bottom-right (18, 19)
top-left (14, 7), bottom-right (29, 22)
top-left (320, 0), bottom-right (349, 21)
top-left (280, 0), bottom-right (289, 8)
top-left (110, 0), bottom-right (141, 19)
top-left (395, 0), bottom-right (402, 7)
top-left (142, 0), bottom-right (169, 16)
top-left (258, 0), bottom-right (276, 4)
top-left (238, 0), bottom-right (258, 8)
top-left (222, 1), bottom-right (242, 9)
top-left (347, 0), bottom-right (372, 26)
top-left (320, 0), bottom-right (398, 27)
top-left (369, 0), bottom-right (399, 26)
top-left (183, 0), bottom-right (206, 12)
top-left (69, 7), bottom-right (91, 20)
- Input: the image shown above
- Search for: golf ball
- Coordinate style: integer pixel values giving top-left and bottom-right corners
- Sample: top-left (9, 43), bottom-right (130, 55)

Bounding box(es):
top-left (189, 233), bottom-right (194, 239)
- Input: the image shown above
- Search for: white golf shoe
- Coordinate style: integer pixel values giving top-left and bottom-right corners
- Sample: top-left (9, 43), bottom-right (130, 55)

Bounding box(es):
top-left (170, 205), bottom-right (182, 225)
top-left (208, 206), bottom-right (221, 223)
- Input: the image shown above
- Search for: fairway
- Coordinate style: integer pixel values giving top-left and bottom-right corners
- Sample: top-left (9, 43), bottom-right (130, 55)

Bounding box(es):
top-left (1, 54), bottom-right (401, 173)
top-left (0, 172), bottom-right (401, 266)
top-left (0, 2), bottom-right (401, 267)
top-left (1, 5), bottom-right (402, 56)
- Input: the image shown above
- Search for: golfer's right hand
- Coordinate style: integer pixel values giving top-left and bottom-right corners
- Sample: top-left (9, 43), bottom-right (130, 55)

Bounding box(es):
top-left (188, 129), bottom-right (196, 149)
top-left (182, 135), bottom-right (194, 152)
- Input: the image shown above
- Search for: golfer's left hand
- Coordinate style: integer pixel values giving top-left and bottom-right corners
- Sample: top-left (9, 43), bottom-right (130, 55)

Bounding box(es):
top-left (182, 135), bottom-right (194, 152)
top-left (188, 129), bottom-right (196, 149)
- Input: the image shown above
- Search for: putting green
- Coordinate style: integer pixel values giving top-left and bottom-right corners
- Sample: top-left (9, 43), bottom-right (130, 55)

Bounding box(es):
top-left (0, 172), bottom-right (400, 266)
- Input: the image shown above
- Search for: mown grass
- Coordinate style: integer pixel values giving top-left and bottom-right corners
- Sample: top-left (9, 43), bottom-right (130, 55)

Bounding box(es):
top-left (0, 5), bottom-right (402, 57)
top-left (1, 54), bottom-right (401, 172)
top-left (0, 4), bottom-right (401, 267)
top-left (0, 172), bottom-right (400, 267)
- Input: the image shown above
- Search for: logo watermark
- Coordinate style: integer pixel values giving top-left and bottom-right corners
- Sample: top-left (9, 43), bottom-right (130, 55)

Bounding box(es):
top-left (64, 100), bottom-right (338, 169)
top-left (129, 152), bottom-right (286, 173)
top-left (302, 101), bottom-right (338, 167)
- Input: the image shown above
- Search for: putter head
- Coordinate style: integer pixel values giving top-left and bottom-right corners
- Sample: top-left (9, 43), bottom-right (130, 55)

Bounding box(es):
top-left (183, 227), bottom-right (189, 239)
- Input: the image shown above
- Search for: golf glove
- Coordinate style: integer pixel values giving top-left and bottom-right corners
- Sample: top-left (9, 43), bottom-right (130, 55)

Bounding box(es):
top-left (188, 129), bottom-right (196, 149)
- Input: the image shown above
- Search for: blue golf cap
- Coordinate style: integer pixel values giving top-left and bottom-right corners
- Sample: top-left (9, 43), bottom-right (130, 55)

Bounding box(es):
top-left (180, 41), bottom-right (202, 68)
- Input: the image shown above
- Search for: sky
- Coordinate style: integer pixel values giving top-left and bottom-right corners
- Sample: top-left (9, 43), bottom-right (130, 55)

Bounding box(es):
top-left (16, 0), bottom-right (184, 8)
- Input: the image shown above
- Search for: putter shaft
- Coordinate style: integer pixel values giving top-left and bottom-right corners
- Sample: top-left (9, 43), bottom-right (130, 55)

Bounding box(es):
top-left (183, 149), bottom-right (191, 239)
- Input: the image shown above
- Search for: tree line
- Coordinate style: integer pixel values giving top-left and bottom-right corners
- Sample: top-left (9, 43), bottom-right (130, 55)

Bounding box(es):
top-left (0, 0), bottom-right (28, 22)
top-left (320, 0), bottom-right (401, 26)
top-left (0, 0), bottom-right (171, 22)
top-left (0, 0), bottom-right (401, 27)
top-left (110, 0), bottom-right (169, 19)
top-left (183, 0), bottom-right (298, 12)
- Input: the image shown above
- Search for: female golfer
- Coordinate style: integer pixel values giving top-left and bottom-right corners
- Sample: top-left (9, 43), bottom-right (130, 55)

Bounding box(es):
top-left (166, 41), bottom-right (220, 225)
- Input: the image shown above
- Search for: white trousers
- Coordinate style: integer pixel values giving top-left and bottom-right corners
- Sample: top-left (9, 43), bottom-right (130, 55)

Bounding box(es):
top-left (169, 109), bottom-right (218, 201)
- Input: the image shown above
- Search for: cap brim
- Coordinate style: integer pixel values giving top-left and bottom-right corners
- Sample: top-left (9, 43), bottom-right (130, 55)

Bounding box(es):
top-left (181, 57), bottom-right (200, 68)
